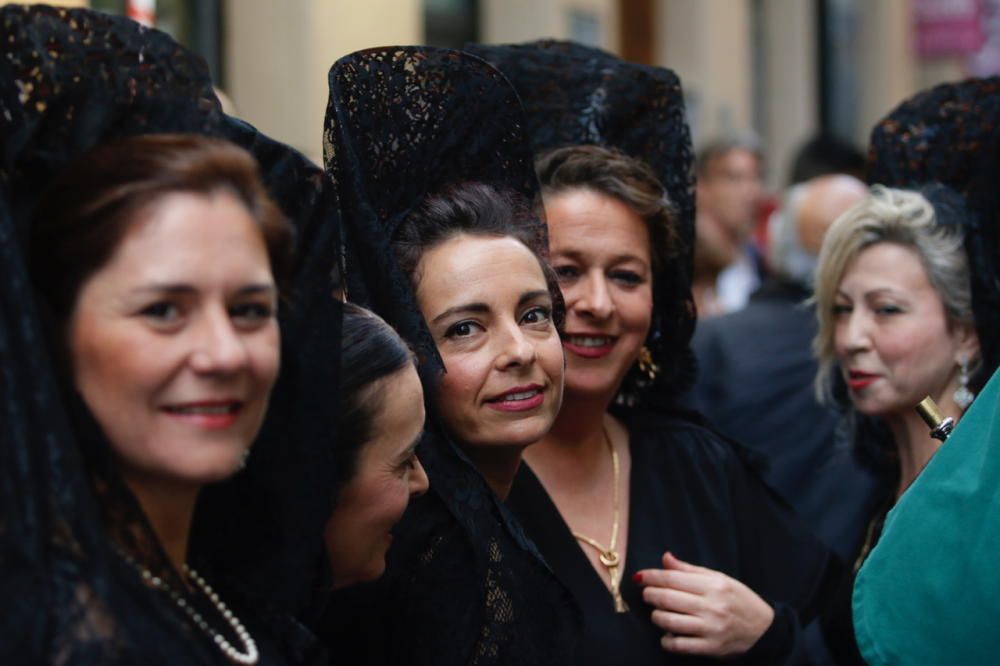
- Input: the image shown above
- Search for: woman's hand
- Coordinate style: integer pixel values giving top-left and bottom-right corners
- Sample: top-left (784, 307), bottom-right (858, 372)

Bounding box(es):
top-left (634, 551), bottom-right (775, 658)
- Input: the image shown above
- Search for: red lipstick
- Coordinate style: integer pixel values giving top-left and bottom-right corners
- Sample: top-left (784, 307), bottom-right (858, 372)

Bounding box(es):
top-left (485, 384), bottom-right (545, 412)
top-left (846, 371), bottom-right (879, 391)
top-left (563, 333), bottom-right (616, 359)
top-left (162, 399), bottom-right (244, 429)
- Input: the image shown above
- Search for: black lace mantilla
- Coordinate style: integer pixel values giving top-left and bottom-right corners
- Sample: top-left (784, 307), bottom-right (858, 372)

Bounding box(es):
top-left (465, 40), bottom-right (698, 405)
top-left (1, 5), bottom-right (339, 663)
top-left (866, 77), bottom-right (1000, 392)
top-left (323, 46), bottom-right (580, 664)
top-left (324, 46), bottom-right (545, 382)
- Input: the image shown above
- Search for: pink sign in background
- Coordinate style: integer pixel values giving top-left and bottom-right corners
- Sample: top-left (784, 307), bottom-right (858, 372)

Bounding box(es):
top-left (914, 0), bottom-right (986, 57)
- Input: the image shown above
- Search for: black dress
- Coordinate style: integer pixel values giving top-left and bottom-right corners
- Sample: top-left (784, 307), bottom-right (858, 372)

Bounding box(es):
top-left (508, 407), bottom-right (842, 666)
top-left (0, 7), bottom-right (338, 662)
top-left (320, 430), bottom-right (581, 665)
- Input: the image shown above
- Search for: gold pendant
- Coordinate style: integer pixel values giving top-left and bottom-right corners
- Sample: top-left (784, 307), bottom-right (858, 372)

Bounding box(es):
top-left (612, 584), bottom-right (629, 613)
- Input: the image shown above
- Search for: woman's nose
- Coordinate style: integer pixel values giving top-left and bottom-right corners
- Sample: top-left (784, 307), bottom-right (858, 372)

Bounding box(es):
top-left (495, 323), bottom-right (536, 369)
top-left (190, 309), bottom-right (250, 374)
top-left (574, 272), bottom-right (614, 320)
top-left (409, 455), bottom-right (429, 496)
top-left (839, 310), bottom-right (872, 354)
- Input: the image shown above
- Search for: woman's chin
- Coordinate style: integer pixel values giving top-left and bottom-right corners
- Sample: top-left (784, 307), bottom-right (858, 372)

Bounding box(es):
top-left (563, 376), bottom-right (622, 403)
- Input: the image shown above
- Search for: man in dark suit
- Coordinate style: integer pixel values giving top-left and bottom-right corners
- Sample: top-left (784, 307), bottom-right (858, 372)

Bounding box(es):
top-left (684, 174), bottom-right (882, 561)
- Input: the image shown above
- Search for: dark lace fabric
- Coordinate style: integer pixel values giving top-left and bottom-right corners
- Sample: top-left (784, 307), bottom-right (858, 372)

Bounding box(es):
top-left (463, 41), bottom-right (839, 664)
top-left (0, 6), bottom-right (338, 664)
top-left (320, 46), bottom-right (581, 664)
top-left (817, 78), bottom-right (1000, 665)
top-left (867, 76), bottom-right (1000, 392)
top-left (465, 40), bottom-right (697, 406)
top-left (194, 114), bottom-right (344, 626)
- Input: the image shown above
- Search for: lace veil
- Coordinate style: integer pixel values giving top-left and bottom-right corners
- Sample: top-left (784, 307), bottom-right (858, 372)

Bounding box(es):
top-left (0, 5), bottom-right (341, 662)
top-left (867, 77), bottom-right (1000, 390)
top-left (465, 40), bottom-right (698, 405)
top-left (322, 46), bottom-right (579, 664)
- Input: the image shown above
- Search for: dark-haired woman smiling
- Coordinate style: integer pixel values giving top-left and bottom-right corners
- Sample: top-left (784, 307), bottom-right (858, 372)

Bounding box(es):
top-left (508, 145), bottom-right (835, 665)
top-left (324, 182), bottom-right (576, 665)
top-left (24, 133), bottom-right (297, 664)
top-left (326, 302), bottom-right (429, 588)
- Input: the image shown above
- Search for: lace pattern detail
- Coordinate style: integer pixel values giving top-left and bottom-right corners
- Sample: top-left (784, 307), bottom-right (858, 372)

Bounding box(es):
top-left (867, 77), bottom-right (1000, 393)
top-left (0, 6), bottom-right (336, 662)
top-left (465, 40), bottom-right (698, 405)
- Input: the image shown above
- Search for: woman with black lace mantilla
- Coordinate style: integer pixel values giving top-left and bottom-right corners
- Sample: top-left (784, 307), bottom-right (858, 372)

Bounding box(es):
top-left (319, 47), bottom-right (581, 665)
top-left (468, 41), bottom-right (841, 665)
top-left (0, 7), bottom-right (338, 664)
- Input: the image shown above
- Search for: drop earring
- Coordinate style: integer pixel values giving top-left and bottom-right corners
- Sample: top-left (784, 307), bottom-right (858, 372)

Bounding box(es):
top-left (637, 346), bottom-right (660, 381)
top-left (953, 357), bottom-right (975, 410)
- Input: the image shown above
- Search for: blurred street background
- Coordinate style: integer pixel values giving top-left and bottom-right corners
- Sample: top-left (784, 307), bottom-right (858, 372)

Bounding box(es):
top-left (16, 0), bottom-right (1000, 191)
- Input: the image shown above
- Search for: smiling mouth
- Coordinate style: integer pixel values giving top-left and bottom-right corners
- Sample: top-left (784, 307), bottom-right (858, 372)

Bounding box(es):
top-left (564, 334), bottom-right (616, 358)
top-left (485, 386), bottom-right (545, 412)
top-left (566, 335), bottom-right (615, 347)
top-left (162, 401), bottom-right (245, 429)
top-left (163, 403), bottom-right (242, 415)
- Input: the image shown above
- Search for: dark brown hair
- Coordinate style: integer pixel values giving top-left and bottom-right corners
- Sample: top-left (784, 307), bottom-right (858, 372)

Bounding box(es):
top-left (336, 302), bottom-right (416, 492)
top-left (535, 145), bottom-right (679, 272)
top-left (30, 133), bottom-right (293, 321)
top-left (392, 181), bottom-right (565, 330)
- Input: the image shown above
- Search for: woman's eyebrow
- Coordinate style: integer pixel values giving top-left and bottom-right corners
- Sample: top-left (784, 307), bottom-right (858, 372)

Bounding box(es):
top-left (128, 283), bottom-right (276, 296)
top-left (518, 290), bottom-right (550, 306)
top-left (430, 302), bottom-right (489, 325)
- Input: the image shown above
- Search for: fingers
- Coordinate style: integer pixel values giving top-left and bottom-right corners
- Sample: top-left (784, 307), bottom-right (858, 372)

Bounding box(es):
top-left (662, 550), bottom-right (710, 574)
top-left (661, 633), bottom-right (715, 656)
top-left (642, 585), bottom-right (702, 614)
top-left (650, 609), bottom-right (707, 636)
top-left (635, 567), bottom-right (715, 595)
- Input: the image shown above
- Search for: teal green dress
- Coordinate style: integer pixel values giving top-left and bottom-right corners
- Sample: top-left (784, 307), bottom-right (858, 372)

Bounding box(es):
top-left (853, 367), bottom-right (1000, 665)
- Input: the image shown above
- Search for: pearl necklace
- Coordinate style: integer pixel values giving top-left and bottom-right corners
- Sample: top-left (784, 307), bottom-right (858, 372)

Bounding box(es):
top-left (121, 553), bottom-right (259, 664)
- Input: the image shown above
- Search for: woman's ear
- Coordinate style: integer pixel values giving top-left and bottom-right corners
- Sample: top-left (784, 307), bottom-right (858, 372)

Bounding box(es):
top-left (954, 321), bottom-right (981, 366)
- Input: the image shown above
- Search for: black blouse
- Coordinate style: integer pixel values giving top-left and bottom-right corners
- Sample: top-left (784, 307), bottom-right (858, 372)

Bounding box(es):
top-left (319, 440), bottom-right (581, 665)
top-left (507, 408), bottom-right (841, 665)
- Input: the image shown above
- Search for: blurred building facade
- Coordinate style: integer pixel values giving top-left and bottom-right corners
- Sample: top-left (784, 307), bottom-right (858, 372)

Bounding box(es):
top-left (7, 0), bottom-right (991, 182)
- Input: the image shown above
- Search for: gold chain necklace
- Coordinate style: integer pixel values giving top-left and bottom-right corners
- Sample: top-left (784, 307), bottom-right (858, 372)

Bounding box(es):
top-left (571, 426), bottom-right (629, 613)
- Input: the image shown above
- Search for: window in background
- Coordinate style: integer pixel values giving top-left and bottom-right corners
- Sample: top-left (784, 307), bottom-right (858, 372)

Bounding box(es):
top-left (425, 0), bottom-right (478, 48)
top-left (818, 0), bottom-right (860, 141)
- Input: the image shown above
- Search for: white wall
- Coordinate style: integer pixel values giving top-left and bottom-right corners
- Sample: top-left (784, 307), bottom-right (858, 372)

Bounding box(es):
top-left (225, 0), bottom-right (422, 164)
top-left (657, 0), bottom-right (753, 144)
top-left (480, 0), bottom-right (619, 53)
top-left (758, 0), bottom-right (818, 188)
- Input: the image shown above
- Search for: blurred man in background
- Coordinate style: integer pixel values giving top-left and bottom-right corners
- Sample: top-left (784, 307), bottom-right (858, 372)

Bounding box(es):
top-left (692, 136), bottom-right (766, 317)
top-left (685, 172), bottom-right (882, 560)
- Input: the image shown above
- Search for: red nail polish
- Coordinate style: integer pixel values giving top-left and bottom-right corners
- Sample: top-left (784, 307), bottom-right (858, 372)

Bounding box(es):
top-left (632, 572), bottom-right (643, 584)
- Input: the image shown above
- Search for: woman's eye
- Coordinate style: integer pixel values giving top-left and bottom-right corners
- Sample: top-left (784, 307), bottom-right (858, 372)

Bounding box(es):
top-left (874, 304), bottom-right (903, 316)
top-left (140, 302), bottom-right (181, 323)
top-left (554, 265), bottom-right (579, 281)
top-left (832, 303), bottom-right (852, 316)
top-left (521, 305), bottom-right (552, 325)
top-left (444, 320), bottom-right (482, 338)
top-left (230, 302), bottom-right (275, 325)
top-left (610, 270), bottom-right (643, 285)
